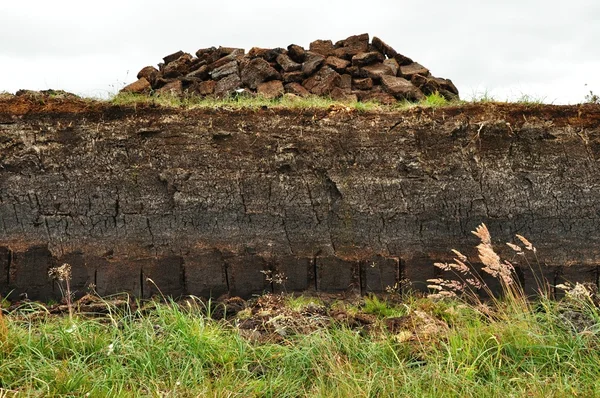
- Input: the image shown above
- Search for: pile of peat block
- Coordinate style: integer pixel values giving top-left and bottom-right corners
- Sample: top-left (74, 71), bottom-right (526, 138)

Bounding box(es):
top-left (121, 33), bottom-right (458, 104)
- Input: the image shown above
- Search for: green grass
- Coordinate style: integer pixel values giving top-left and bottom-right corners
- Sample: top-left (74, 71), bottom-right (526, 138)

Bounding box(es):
top-left (513, 93), bottom-right (548, 105)
top-left (362, 294), bottom-right (407, 318)
top-left (1, 291), bottom-right (599, 397)
top-left (284, 294), bottom-right (324, 311)
top-left (109, 91), bottom-right (383, 112)
top-left (110, 89), bottom-right (569, 112)
top-left (108, 91), bottom-right (458, 112)
top-left (467, 89), bottom-right (498, 103)
top-left (466, 90), bottom-right (554, 105)
top-left (413, 91), bottom-right (450, 108)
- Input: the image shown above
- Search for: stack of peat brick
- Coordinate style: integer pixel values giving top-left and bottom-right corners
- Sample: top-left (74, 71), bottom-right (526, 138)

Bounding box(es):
top-left (121, 33), bottom-right (459, 104)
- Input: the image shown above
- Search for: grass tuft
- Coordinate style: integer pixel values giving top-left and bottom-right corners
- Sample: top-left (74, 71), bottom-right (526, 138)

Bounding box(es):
top-left (416, 91), bottom-right (450, 108)
top-left (514, 93), bottom-right (547, 105)
top-left (362, 295), bottom-right (406, 318)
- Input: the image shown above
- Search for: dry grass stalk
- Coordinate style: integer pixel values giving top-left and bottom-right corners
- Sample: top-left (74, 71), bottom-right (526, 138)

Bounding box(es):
top-left (429, 258), bottom-right (482, 299)
top-left (261, 270), bottom-right (288, 285)
top-left (49, 263), bottom-right (73, 323)
top-left (556, 282), bottom-right (594, 302)
top-left (428, 223), bottom-right (529, 302)
top-left (508, 233), bottom-right (548, 295)
top-left (0, 304), bottom-right (6, 347)
top-left (473, 223), bottom-right (516, 288)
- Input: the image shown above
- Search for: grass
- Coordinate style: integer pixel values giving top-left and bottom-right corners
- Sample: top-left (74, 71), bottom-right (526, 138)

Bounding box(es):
top-left (108, 91), bottom-right (455, 112)
top-left (284, 294), bottom-right (324, 311)
top-left (465, 89), bottom-right (498, 103)
top-left (466, 90), bottom-right (549, 105)
top-left (109, 89), bottom-right (577, 112)
top-left (109, 91), bottom-right (383, 111)
top-left (1, 286), bottom-right (599, 397)
top-left (362, 294), bottom-right (406, 318)
top-left (513, 93), bottom-right (548, 105)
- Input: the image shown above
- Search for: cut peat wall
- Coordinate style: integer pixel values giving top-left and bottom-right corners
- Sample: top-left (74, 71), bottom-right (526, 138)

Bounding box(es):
top-left (1, 96), bottom-right (600, 300)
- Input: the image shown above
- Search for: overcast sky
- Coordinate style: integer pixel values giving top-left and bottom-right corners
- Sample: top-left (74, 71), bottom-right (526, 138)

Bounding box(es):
top-left (1, 0), bottom-right (598, 104)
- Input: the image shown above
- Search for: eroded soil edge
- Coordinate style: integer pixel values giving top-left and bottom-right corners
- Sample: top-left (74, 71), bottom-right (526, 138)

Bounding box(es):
top-left (1, 95), bottom-right (600, 300)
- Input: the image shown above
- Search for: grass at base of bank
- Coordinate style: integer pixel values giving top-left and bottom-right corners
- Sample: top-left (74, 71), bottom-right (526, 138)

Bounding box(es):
top-left (1, 290), bottom-right (599, 397)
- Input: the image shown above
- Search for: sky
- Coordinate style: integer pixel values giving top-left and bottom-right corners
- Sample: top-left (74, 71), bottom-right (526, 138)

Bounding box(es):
top-left (0, 0), bottom-right (598, 104)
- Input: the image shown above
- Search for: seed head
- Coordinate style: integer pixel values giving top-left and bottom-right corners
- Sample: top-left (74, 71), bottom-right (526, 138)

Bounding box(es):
top-left (515, 234), bottom-right (536, 252)
top-left (506, 242), bottom-right (523, 254)
top-left (48, 263), bottom-right (72, 282)
top-left (472, 223), bottom-right (491, 245)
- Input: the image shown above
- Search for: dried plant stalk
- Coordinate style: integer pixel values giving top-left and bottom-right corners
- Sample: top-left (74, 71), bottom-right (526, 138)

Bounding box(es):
top-left (49, 263), bottom-right (73, 323)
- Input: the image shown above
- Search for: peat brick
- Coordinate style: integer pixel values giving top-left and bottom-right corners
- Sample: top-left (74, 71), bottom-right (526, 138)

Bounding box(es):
top-left (351, 52), bottom-right (384, 67)
top-left (137, 66), bottom-right (160, 86)
top-left (352, 77), bottom-right (373, 90)
top-left (210, 60), bottom-right (239, 80)
top-left (302, 66), bottom-right (341, 96)
top-left (362, 62), bottom-right (395, 80)
top-left (156, 80), bottom-right (183, 96)
top-left (284, 82), bottom-right (310, 97)
top-left (325, 56), bottom-right (351, 73)
top-left (241, 58), bottom-right (280, 89)
top-left (309, 39), bottom-right (335, 56)
top-left (257, 80), bottom-right (284, 99)
top-left (372, 36), bottom-right (398, 59)
top-left (276, 53), bottom-right (302, 72)
top-left (361, 256), bottom-right (399, 293)
top-left (214, 73), bottom-right (242, 97)
top-left (381, 75), bottom-right (425, 101)
top-left (287, 44), bottom-right (306, 63)
top-left (163, 50), bottom-right (185, 65)
top-left (301, 52), bottom-right (325, 76)
top-left (226, 254), bottom-right (271, 297)
top-left (283, 71), bottom-right (305, 83)
top-left (400, 62), bottom-right (430, 78)
top-left (121, 78), bottom-right (151, 94)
